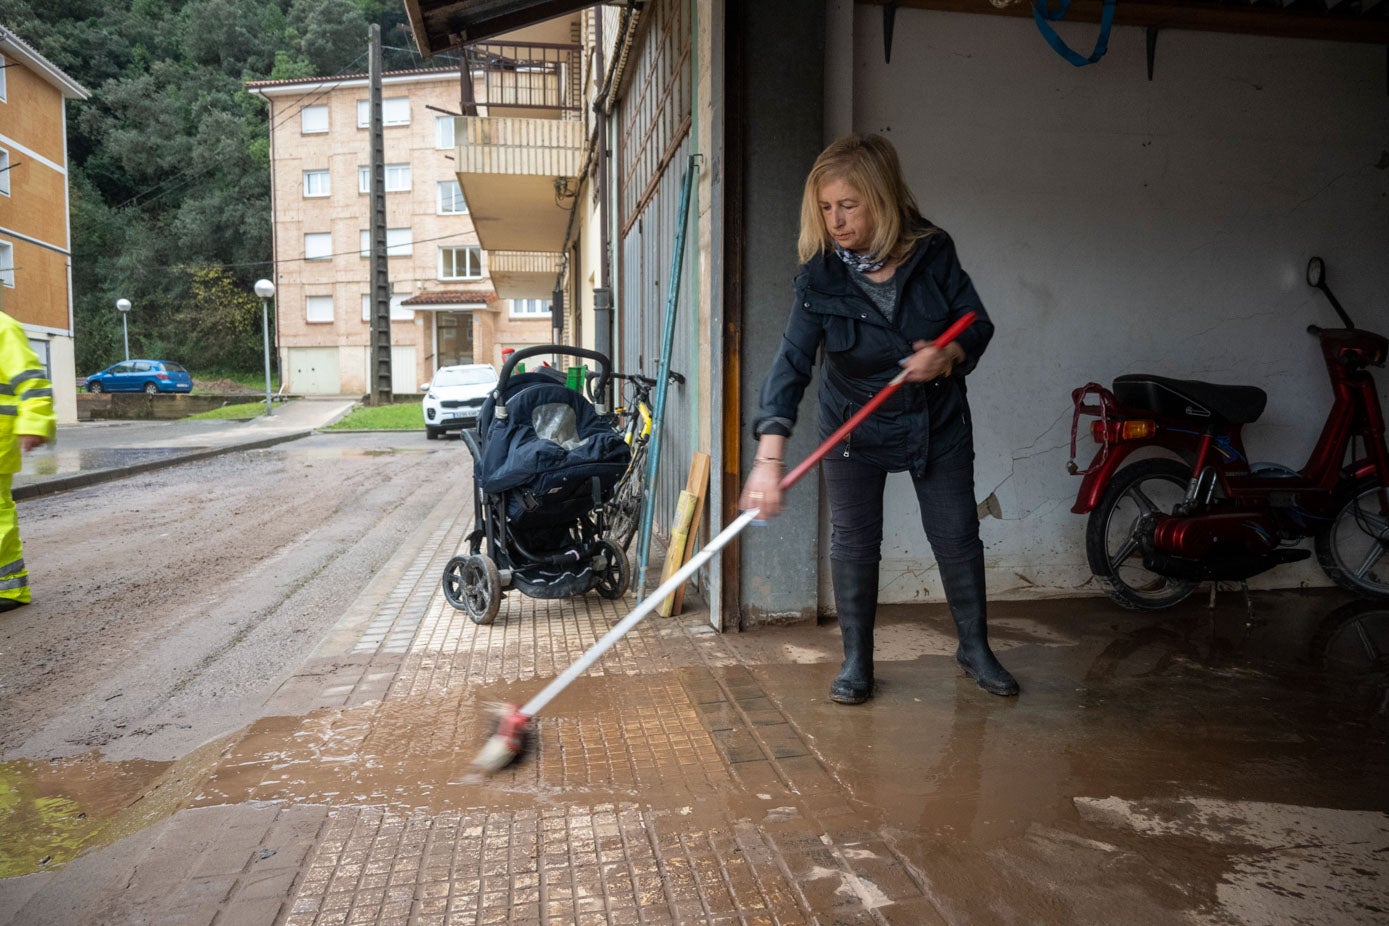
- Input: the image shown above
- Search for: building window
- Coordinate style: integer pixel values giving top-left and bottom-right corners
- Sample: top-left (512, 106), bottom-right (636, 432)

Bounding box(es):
top-left (301, 104), bottom-right (328, 134)
top-left (305, 295), bottom-right (334, 323)
top-left (357, 98), bottom-right (409, 127)
top-left (360, 294), bottom-right (413, 321)
top-left (437, 180), bottom-right (467, 214)
top-left (357, 164), bottom-right (410, 193)
top-left (302, 169), bottom-right (330, 197)
top-left (304, 232), bottom-right (333, 261)
top-left (0, 54), bottom-right (7, 102)
top-left (0, 240), bottom-right (13, 287)
top-left (510, 298), bottom-right (552, 318)
top-left (27, 337), bottom-right (50, 380)
top-left (438, 246), bottom-right (482, 281)
top-left (435, 115), bottom-right (455, 149)
top-left (359, 228), bottom-right (412, 258)
top-left (0, 148), bottom-right (9, 197)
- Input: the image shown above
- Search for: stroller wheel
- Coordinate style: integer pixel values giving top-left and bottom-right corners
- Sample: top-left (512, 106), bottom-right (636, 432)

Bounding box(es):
top-left (442, 554), bottom-right (503, 624)
top-left (592, 540), bottom-right (630, 600)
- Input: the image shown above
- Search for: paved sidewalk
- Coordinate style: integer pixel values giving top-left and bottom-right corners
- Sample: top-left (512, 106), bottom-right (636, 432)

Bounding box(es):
top-left (1, 416), bottom-right (1386, 923)
top-left (14, 397), bottom-right (357, 499)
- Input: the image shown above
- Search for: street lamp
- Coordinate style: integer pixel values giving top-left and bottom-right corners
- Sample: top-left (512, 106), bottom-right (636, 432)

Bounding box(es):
top-left (115, 298), bottom-right (131, 361)
top-left (253, 279), bottom-right (275, 417)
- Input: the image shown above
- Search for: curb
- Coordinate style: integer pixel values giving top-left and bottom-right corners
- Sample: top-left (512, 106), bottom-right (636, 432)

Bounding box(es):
top-left (13, 431), bottom-right (315, 501)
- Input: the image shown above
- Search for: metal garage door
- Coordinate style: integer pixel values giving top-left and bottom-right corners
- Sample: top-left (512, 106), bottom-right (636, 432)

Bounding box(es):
top-left (288, 347), bottom-right (340, 395)
top-left (391, 346), bottom-right (417, 395)
top-left (615, 0), bottom-right (695, 574)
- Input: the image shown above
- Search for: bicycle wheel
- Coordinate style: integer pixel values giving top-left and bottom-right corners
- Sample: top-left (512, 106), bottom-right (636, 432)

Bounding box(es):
top-left (606, 445), bottom-right (646, 552)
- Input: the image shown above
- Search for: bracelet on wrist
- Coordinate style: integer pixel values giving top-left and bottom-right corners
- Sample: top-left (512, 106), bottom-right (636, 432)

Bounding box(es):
top-left (754, 456), bottom-right (783, 466)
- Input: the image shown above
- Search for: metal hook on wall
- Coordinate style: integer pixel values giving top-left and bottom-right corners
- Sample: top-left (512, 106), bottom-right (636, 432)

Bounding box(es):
top-left (883, 1), bottom-right (898, 65)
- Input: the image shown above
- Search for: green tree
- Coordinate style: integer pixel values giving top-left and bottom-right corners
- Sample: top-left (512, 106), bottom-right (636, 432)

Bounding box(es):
top-left (173, 267), bottom-right (263, 371)
top-left (0, 0), bottom-right (424, 377)
top-left (290, 0), bottom-right (369, 75)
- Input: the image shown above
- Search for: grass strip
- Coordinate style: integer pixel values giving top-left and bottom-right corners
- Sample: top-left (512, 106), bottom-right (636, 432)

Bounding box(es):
top-left (186, 402), bottom-right (267, 420)
top-left (323, 402), bottom-right (424, 431)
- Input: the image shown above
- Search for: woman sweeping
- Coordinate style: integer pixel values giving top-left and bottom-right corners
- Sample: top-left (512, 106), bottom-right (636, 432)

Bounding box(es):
top-left (740, 133), bottom-right (1018, 702)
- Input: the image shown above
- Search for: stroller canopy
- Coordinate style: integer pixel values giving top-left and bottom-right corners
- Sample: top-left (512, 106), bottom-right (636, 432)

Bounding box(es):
top-left (476, 371), bottom-right (630, 498)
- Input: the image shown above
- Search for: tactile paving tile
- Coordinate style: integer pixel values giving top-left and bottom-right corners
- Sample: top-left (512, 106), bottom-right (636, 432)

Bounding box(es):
top-left (352, 521), bottom-right (460, 656)
top-left (282, 803), bottom-right (815, 926)
top-left (393, 580), bottom-right (708, 696)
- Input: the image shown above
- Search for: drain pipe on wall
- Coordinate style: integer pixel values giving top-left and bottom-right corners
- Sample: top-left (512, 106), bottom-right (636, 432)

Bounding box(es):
top-left (635, 155), bottom-right (700, 595)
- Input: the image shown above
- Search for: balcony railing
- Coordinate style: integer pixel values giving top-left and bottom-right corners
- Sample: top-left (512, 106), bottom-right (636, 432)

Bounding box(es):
top-left (463, 42), bottom-right (582, 116)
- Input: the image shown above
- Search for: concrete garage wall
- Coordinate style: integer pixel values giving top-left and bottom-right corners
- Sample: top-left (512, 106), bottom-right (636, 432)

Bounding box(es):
top-left (737, 0), bottom-right (828, 624)
top-left (852, 10), bottom-right (1389, 601)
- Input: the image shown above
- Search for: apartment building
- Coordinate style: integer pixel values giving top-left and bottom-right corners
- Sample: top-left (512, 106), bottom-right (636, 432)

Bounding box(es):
top-left (0, 25), bottom-right (88, 424)
top-left (248, 67), bottom-right (555, 396)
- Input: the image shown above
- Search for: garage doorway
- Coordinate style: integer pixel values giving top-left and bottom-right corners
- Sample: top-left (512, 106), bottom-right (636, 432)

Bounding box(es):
top-left (287, 347), bottom-right (340, 394)
top-left (436, 312), bottom-right (474, 367)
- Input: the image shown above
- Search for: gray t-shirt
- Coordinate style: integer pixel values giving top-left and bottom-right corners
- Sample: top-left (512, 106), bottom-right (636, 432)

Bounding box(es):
top-left (849, 265), bottom-right (898, 324)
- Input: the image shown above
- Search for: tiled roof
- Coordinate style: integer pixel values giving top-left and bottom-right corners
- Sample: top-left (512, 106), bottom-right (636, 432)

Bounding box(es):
top-left (401, 290), bottom-right (496, 307)
top-left (0, 25), bottom-right (90, 98)
top-left (245, 66), bottom-right (456, 89)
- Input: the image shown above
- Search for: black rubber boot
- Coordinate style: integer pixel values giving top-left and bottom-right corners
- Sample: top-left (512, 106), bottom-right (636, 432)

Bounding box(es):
top-left (938, 556), bottom-right (1019, 696)
top-left (829, 559), bottom-right (879, 704)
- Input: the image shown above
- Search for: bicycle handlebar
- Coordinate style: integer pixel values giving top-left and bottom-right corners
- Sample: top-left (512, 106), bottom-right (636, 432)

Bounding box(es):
top-left (613, 370), bottom-right (684, 389)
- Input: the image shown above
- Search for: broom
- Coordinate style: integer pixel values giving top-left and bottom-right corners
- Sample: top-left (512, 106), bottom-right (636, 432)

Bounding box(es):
top-left (472, 312), bottom-right (978, 773)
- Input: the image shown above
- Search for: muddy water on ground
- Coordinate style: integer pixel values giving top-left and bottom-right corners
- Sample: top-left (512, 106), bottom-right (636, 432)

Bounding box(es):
top-left (3, 591), bottom-right (1386, 921)
top-left (192, 672), bottom-right (740, 814)
top-left (0, 737), bottom-right (230, 877)
top-left (19, 447), bottom-right (208, 477)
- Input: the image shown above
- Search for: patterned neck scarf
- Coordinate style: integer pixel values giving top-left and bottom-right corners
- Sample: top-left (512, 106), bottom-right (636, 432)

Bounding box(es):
top-left (833, 241), bottom-right (887, 274)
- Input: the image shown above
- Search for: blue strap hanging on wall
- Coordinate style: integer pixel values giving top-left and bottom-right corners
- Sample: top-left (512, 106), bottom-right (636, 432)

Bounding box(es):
top-left (1032, 0), bottom-right (1118, 67)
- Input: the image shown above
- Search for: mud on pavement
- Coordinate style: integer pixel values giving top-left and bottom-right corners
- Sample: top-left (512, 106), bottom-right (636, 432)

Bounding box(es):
top-left (1, 432), bottom-right (1387, 924)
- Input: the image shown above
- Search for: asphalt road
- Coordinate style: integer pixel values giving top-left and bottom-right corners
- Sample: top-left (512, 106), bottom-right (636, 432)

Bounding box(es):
top-left (0, 430), bottom-right (468, 764)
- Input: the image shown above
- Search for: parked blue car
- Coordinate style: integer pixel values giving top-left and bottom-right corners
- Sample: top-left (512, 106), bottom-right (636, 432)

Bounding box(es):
top-left (85, 360), bottom-right (193, 394)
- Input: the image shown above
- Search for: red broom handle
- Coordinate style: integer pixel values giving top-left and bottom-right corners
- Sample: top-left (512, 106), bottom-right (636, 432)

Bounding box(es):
top-left (779, 311), bottom-right (977, 491)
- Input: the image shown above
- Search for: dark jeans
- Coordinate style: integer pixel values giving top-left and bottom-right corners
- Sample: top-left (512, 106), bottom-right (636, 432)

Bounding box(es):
top-left (821, 453), bottom-right (982, 567)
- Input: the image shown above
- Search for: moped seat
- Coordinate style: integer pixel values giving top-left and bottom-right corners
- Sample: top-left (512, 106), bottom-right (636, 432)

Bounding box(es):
top-left (1113, 374), bottom-right (1267, 425)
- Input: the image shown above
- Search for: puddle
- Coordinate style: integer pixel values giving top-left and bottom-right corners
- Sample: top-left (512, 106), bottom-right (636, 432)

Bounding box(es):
top-left (19, 447), bottom-right (207, 478)
top-left (0, 736), bottom-right (235, 877)
top-left (0, 755), bottom-right (165, 875)
top-left (194, 673), bottom-right (734, 815)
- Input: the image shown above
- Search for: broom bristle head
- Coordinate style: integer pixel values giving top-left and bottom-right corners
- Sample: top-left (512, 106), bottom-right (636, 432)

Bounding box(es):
top-left (471, 703), bottom-right (530, 774)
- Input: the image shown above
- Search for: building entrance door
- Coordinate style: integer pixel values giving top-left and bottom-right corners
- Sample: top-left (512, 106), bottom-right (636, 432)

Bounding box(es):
top-left (436, 312), bottom-right (474, 367)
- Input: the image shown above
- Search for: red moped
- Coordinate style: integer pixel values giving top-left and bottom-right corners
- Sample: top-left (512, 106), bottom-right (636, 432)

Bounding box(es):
top-left (1067, 257), bottom-right (1389, 610)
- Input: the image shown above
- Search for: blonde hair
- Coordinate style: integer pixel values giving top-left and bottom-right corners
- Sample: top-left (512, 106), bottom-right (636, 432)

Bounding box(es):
top-left (796, 134), bottom-right (934, 265)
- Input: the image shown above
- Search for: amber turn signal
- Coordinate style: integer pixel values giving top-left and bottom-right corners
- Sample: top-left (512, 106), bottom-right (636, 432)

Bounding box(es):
top-left (1091, 419), bottom-right (1157, 442)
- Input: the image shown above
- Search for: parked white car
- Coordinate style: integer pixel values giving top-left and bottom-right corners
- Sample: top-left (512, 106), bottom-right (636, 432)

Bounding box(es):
top-left (422, 364), bottom-right (499, 439)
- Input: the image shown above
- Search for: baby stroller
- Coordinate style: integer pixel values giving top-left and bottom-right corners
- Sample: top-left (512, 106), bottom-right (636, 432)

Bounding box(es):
top-left (442, 346), bottom-right (632, 624)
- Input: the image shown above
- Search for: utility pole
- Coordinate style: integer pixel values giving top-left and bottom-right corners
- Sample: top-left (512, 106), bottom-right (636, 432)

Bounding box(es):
top-left (368, 23), bottom-right (392, 406)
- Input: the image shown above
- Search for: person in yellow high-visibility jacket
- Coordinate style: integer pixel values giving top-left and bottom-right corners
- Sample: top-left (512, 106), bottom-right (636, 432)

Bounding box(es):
top-left (0, 311), bottom-right (56, 611)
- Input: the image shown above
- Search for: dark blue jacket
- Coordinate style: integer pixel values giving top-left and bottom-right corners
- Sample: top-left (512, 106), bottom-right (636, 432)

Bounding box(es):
top-left (752, 227), bottom-right (994, 476)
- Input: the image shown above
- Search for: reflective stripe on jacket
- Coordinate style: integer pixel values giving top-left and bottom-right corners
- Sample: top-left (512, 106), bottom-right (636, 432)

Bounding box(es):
top-left (0, 312), bottom-right (57, 475)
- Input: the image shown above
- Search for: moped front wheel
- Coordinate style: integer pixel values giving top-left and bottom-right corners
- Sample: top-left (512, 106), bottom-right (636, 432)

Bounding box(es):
top-left (1086, 458), bottom-right (1198, 611)
top-left (1315, 478), bottom-right (1389, 600)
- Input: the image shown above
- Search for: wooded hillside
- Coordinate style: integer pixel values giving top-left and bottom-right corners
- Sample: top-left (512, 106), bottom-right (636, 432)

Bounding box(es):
top-left (0, 0), bottom-right (431, 376)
